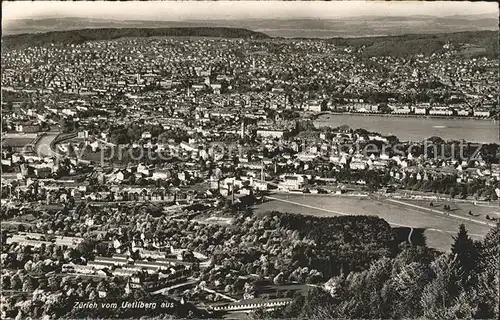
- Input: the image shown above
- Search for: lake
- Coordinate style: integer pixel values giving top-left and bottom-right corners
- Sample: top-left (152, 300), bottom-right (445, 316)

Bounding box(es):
top-left (314, 114), bottom-right (499, 143)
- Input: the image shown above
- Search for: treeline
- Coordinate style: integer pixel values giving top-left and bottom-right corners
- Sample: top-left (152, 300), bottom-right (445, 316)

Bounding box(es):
top-left (274, 213), bottom-right (397, 277)
top-left (326, 31), bottom-right (499, 57)
top-left (2, 27), bottom-right (270, 50)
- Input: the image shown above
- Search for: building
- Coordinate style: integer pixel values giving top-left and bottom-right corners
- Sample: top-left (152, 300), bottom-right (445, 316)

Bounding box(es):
top-left (303, 101), bottom-right (323, 112)
top-left (349, 160), bottom-right (368, 171)
top-left (278, 175), bottom-right (308, 191)
top-left (456, 109), bottom-right (470, 117)
top-left (208, 298), bottom-right (293, 312)
top-left (392, 107), bottom-right (411, 115)
top-left (256, 129), bottom-right (286, 139)
top-left (429, 107), bottom-right (453, 116)
top-left (78, 130), bottom-right (89, 139)
top-left (414, 106), bottom-right (428, 115)
top-left (15, 122), bottom-right (41, 133)
top-left (473, 109), bottom-right (491, 118)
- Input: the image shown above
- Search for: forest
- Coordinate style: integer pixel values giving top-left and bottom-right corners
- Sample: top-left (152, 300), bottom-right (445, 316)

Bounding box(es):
top-left (254, 221), bottom-right (499, 320)
top-left (326, 31), bottom-right (499, 57)
top-left (1, 27), bottom-right (270, 50)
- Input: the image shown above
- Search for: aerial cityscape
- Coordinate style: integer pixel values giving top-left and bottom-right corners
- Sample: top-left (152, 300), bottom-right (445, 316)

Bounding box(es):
top-left (1, 1), bottom-right (499, 319)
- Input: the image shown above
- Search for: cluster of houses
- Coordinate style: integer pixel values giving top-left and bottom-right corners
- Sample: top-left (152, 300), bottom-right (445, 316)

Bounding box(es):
top-left (1, 33), bottom-right (499, 319)
top-left (333, 103), bottom-right (493, 117)
top-left (63, 253), bottom-right (193, 281)
top-left (5, 232), bottom-right (84, 249)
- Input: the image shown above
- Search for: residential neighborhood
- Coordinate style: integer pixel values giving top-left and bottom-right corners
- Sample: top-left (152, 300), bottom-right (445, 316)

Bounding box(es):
top-left (1, 2), bottom-right (499, 319)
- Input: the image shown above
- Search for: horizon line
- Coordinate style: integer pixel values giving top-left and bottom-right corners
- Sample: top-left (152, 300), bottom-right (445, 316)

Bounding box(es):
top-left (5, 12), bottom-right (499, 22)
top-left (3, 1), bottom-right (498, 23)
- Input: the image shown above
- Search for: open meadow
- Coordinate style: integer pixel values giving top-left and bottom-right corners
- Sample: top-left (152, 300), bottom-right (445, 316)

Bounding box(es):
top-left (254, 193), bottom-right (496, 252)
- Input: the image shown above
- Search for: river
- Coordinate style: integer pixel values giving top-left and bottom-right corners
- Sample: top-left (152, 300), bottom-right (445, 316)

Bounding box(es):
top-left (314, 114), bottom-right (499, 143)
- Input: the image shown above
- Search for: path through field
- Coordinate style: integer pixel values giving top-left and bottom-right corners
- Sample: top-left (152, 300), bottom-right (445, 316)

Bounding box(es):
top-left (255, 194), bottom-right (494, 252)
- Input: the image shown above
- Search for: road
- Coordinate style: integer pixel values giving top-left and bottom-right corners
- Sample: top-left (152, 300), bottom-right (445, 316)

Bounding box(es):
top-left (34, 132), bottom-right (60, 158)
top-left (152, 278), bottom-right (200, 295)
top-left (201, 287), bottom-right (239, 302)
top-left (408, 227), bottom-right (414, 245)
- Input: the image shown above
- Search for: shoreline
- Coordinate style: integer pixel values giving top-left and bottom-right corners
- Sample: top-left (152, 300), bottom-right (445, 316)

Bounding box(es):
top-left (313, 111), bottom-right (497, 121)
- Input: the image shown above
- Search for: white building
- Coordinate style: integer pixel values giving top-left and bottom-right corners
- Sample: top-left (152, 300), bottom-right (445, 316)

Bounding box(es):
top-left (152, 170), bottom-right (171, 180)
top-left (209, 298), bottom-right (293, 312)
top-left (392, 107), bottom-right (411, 115)
top-left (350, 160), bottom-right (368, 170)
top-left (429, 108), bottom-right (453, 116)
top-left (414, 107), bottom-right (427, 115)
top-left (473, 109), bottom-right (491, 117)
top-left (78, 130), bottom-right (89, 139)
top-left (278, 175), bottom-right (308, 191)
top-left (256, 129), bottom-right (286, 138)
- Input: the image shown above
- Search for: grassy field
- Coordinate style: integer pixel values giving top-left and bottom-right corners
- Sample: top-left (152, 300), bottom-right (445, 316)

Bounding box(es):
top-left (2, 137), bottom-right (36, 147)
top-left (400, 199), bottom-right (499, 219)
top-left (254, 194), bottom-right (495, 252)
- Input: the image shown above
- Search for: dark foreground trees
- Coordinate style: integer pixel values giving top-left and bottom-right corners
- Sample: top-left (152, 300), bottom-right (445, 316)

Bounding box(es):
top-left (266, 223), bottom-right (499, 320)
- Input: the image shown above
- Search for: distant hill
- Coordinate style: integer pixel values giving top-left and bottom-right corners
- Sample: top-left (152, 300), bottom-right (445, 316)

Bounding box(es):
top-left (1, 27), bottom-right (497, 58)
top-left (3, 14), bottom-right (498, 38)
top-left (326, 31), bottom-right (499, 58)
top-left (1, 27), bottom-right (270, 50)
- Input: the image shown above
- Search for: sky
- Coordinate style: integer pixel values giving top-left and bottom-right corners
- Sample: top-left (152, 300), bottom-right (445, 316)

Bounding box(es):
top-left (2, 1), bottom-right (499, 22)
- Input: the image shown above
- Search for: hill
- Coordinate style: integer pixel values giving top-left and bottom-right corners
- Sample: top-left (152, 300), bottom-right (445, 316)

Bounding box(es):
top-left (1, 27), bottom-right (497, 58)
top-left (325, 31), bottom-right (499, 57)
top-left (1, 27), bottom-right (270, 50)
top-left (3, 14), bottom-right (498, 37)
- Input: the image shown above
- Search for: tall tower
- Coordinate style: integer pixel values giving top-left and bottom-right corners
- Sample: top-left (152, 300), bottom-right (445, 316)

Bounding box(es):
top-left (261, 162), bottom-right (265, 181)
top-left (252, 57), bottom-right (256, 71)
top-left (240, 119), bottom-right (245, 139)
top-left (231, 180), bottom-right (235, 204)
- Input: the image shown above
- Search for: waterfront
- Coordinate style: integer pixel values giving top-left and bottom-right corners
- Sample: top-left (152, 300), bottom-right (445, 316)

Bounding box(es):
top-left (314, 114), bottom-right (499, 143)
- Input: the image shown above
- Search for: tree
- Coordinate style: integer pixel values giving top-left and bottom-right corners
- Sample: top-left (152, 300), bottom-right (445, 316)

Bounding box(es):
top-left (475, 224), bottom-right (500, 319)
top-left (22, 276), bottom-right (35, 292)
top-left (11, 274), bottom-right (22, 290)
top-left (77, 238), bottom-right (95, 257)
top-left (449, 187), bottom-right (457, 198)
top-left (383, 262), bottom-right (433, 318)
top-left (1, 275), bottom-right (11, 290)
top-left (420, 254), bottom-right (474, 319)
top-left (24, 260), bottom-right (33, 272)
top-left (59, 118), bottom-right (75, 133)
top-left (451, 224), bottom-right (479, 281)
top-left (48, 276), bottom-right (59, 291)
top-left (300, 286), bottom-right (336, 319)
top-left (282, 292), bottom-right (305, 317)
